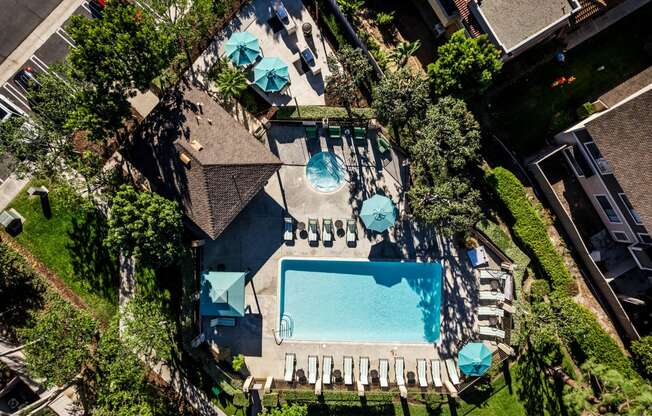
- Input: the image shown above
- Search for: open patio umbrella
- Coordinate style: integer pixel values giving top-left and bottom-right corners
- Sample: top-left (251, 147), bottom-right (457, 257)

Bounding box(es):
top-left (360, 194), bottom-right (397, 233)
top-left (224, 32), bottom-right (261, 66)
top-left (253, 57), bottom-right (289, 93)
top-left (458, 342), bottom-right (493, 376)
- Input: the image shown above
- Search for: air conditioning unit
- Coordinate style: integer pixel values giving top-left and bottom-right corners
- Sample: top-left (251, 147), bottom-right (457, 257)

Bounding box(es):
top-left (596, 158), bottom-right (612, 175)
top-left (434, 23), bottom-right (446, 37)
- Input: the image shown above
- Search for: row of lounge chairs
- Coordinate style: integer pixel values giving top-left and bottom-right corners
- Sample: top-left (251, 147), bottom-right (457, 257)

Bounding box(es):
top-left (284, 217), bottom-right (356, 244)
top-left (283, 354), bottom-right (458, 397)
top-left (304, 124), bottom-right (391, 154)
top-left (477, 268), bottom-right (516, 341)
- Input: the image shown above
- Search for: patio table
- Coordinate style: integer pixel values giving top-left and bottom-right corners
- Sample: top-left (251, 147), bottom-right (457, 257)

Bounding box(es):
top-left (297, 221), bottom-right (306, 231)
top-left (335, 219), bottom-right (343, 229)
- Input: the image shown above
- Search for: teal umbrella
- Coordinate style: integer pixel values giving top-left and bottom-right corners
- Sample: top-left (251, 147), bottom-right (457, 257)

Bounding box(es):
top-left (224, 32), bottom-right (261, 66)
top-left (458, 342), bottom-right (493, 376)
top-left (253, 57), bottom-right (289, 93)
top-left (360, 195), bottom-right (397, 232)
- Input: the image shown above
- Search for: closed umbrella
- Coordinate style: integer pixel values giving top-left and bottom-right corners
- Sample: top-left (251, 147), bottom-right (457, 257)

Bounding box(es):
top-left (224, 32), bottom-right (261, 66)
top-left (253, 57), bottom-right (289, 93)
top-left (360, 194), bottom-right (397, 233)
top-left (458, 342), bottom-right (493, 376)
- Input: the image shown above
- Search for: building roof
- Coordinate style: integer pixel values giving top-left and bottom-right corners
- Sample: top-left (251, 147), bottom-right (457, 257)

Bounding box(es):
top-left (470, 0), bottom-right (575, 52)
top-left (200, 271), bottom-right (246, 317)
top-left (453, 0), bottom-right (482, 37)
top-left (585, 89), bottom-right (652, 232)
top-left (130, 84), bottom-right (281, 240)
top-left (598, 66), bottom-right (652, 109)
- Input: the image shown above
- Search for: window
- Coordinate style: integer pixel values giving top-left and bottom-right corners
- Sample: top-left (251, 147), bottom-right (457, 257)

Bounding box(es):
top-left (563, 147), bottom-right (585, 177)
top-left (619, 193), bottom-right (642, 225)
top-left (594, 195), bottom-right (621, 223)
top-left (639, 233), bottom-right (652, 245)
top-left (584, 142), bottom-right (613, 175)
top-left (612, 231), bottom-right (630, 243)
top-left (629, 244), bottom-right (652, 271)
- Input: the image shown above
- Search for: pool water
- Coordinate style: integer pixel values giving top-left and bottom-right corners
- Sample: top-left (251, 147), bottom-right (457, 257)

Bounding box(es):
top-left (305, 152), bottom-right (346, 193)
top-left (278, 258), bottom-right (443, 343)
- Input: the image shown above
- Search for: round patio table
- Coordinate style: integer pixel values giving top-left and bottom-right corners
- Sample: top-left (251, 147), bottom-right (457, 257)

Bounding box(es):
top-left (489, 316), bottom-right (499, 326)
top-left (335, 219), bottom-right (343, 229)
top-left (490, 280), bottom-right (500, 291)
top-left (297, 221), bottom-right (306, 231)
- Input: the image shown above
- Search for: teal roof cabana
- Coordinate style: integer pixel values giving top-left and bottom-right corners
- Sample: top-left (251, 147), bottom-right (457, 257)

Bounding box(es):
top-left (200, 271), bottom-right (246, 317)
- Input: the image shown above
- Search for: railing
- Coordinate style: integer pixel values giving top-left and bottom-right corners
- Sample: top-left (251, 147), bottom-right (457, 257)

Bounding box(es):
top-left (274, 314), bottom-right (294, 345)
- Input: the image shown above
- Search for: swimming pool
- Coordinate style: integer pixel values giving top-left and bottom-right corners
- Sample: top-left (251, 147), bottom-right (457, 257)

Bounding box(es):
top-left (278, 258), bottom-right (443, 343)
top-left (305, 152), bottom-right (346, 193)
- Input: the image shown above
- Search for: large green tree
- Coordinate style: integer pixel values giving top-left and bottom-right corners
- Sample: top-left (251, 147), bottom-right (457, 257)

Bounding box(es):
top-left (325, 45), bottom-right (372, 117)
top-left (19, 296), bottom-right (97, 387)
top-left (372, 68), bottom-right (429, 131)
top-left (428, 30), bottom-right (502, 97)
top-left (632, 336), bottom-right (652, 379)
top-left (105, 185), bottom-right (184, 268)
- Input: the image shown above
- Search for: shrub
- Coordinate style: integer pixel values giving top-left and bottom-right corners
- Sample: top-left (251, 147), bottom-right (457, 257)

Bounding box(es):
top-left (475, 220), bottom-right (530, 291)
top-left (576, 102), bottom-right (595, 119)
top-left (274, 106), bottom-right (375, 120)
top-left (529, 279), bottom-right (550, 302)
top-left (486, 167), bottom-right (578, 296)
top-left (322, 391), bottom-right (362, 403)
top-left (263, 393), bottom-right (279, 408)
top-left (631, 336), bottom-right (652, 379)
top-left (232, 354), bottom-right (245, 372)
top-left (233, 391), bottom-right (249, 407)
top-left (282, 390), bottom-right (318, 403)
top-left (375, 11), bottom-right (394, 27)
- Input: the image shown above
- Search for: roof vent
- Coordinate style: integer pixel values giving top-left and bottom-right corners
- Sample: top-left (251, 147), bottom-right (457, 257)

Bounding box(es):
top-left (180, 153), bottom-right (192, 166)
top-left (190, 139), bottom-right (203, 151)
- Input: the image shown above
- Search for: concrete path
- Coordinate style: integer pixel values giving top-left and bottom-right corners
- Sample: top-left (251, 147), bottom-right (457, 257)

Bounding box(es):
top-left (0, 174), bottom-right (29, 211)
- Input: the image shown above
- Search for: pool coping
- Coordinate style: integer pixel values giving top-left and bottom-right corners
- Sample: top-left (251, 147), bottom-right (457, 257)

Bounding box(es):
top-left (275, 256), bottom-right (445, 347)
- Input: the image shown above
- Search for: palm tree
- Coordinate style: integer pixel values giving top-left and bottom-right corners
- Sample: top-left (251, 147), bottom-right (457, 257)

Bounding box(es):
top-left (389, 40), bottom-right (421, 66)
top-left (216, 66), bottom-right (248, 102)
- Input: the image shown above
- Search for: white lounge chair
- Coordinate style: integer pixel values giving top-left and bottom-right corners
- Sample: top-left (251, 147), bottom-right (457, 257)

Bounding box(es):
top-left (430, 359), bottom-right (443, 388)
top-left (478, 306), bottom-right (505, 317)
top-left (308, 218), bottom-right (318, 242)
top-left (479, 269), bottom-right (510, 281)
top-left (323, 355), bottom-right (332, 385)
top-left (359, 357), bottom-right (369, 385)
top-left (379, 359), bottom-right (389, 388)
top-left (344, 356), bottom-right (353, 385)
top-left (479, 291), bottom-right (505, 302)
top-left (346, 219), bottom-right (356, 244)
top-left (445, 359), bottom-right (460, 385)
top-left (417, 359), bottom-right (427, 388)
top-left (284, 353), bottom-right (295, 382)
top-left (323, 218), bottom-right (333, 243)
top-left (498, 343), bottom-right (515, 356)
top-left (502, 303), bottom-right (515, 314)
top-left (284, 217), bottom-right (293, 242)
top-left (308, 355), bottom-right (317, 384)
top-left (479, 326), bottom-right (506, 339)
top-left (395, 357), bottom-right (405, 386)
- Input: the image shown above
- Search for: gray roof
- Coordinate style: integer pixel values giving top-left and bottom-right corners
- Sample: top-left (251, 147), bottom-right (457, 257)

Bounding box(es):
top-left (598, 66), bottom-right (652, 109)
top-left (472, 0), bottom-right (575, 52)
top-left (586, 89), bottom-right (652, 233)
top-left (131, 84), bottom-right (281, 240)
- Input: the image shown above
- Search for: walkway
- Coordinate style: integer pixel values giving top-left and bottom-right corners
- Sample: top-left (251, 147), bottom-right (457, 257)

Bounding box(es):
top-left (0, 174), bottom-right (29, 211)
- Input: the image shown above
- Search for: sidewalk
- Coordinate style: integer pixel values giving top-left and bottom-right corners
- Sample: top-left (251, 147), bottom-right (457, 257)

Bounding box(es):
top-left (0, 174), bottom-right (29, 211)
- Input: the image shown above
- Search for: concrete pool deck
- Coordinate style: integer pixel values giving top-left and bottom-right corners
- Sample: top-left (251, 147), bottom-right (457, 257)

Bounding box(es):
top-left (201, 123), bottom-right (482, 384)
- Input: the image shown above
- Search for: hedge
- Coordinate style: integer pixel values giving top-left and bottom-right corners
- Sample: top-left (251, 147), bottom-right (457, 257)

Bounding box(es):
top-left (232, 391), bottom-right (249, 407)
top-left (281, 389), bottom-right (319, 403)
top-left (274, 106), bottom-right (376, 121)
top-left (262, 393), bottom-right (279, 408)
top-left (485, 167), bottom-right (578, 296)
top-left (529, 279), bottom-right (551, 302)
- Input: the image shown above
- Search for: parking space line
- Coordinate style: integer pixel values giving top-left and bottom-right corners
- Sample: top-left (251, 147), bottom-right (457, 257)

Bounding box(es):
top-left (56, 28), bottom-right (76, 48)
top-left (29, 55), bottom-right (50, 74)
top-left (81, 1), bottom-right (93, 15)
top-left (2, 83), bottom-right (30, 109)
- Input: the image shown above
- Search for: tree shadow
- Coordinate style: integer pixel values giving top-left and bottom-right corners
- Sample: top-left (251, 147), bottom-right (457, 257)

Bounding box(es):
top-left (516, 349), bottom-right (567, 416)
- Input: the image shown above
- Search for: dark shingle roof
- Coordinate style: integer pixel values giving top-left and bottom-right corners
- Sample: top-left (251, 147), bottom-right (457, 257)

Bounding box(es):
top-left (586, 89), bottom-right (652, 232)
top-left (131, 84), bottom-right (281, 240)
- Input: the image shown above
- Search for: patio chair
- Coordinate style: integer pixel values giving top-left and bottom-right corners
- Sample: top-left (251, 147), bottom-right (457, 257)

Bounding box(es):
top-left (479, 269), bottom-right (510, 281)
top-left (323, 218), bottom-right (333, 243)
top-left (478, 291), bottom-right (505, 302)
top-left (445, 359), bottom-right (460, 385)
top-left (478, 306), bottom-right (505, 317)
top-left (395, 357), bottom-right (405, 386)
top-left (417, 359), bottom-right (428, 388)
top-left (308, 218), bottom-right (318, 242)
top-left (359, 357), bottom-right (369, 385)
top-left (377, 133), bottom-right (391, 154)
top-left (479, 326), bottom-right (506, 340)
top-left (328, 125), bottom-right (341, 140)
top-left (430, 359), bottom-right (443, 388)
top-left (305, 125), bottom-right (319, 141)
top-left (353, 126), bottom-right (366, 143)
top-left (284, 353), bottom-right (296, 382)
top-left (346, 219), bottom-right (356, 244)
top-left (379, 359), bottom-right (389, 388)
top-left (308, 355), bottom-right (318, 384)
top-left (284, 217), bottom-right (293, 242)
top-left (344, 356), bottom-right (353, 385)
top-left (323, 355), bottom-right (333, 385)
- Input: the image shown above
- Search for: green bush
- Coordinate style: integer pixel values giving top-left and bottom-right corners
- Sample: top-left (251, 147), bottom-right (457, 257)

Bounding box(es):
top-left (232, 354), bottom-right (245, 372)
top-left (529, 279), bottom-right (550, 302)
top-left (375, 11), bottom-right (395, 27)
top-left (630, 336), bottom-right (652, 379)
top-left (319, 4), bottom-right (349, 48)
top-left (274, 106), bottom-right (376, 120)
top-left (233, 391), bottom-right (249, 407)
top-left (322, 391), bottom-right (364, 403)
top-left (263, 393), bottom-right (279, 408)
top-left (486, 167), bottom-right (578, 296)
top-left (576, 102), bottom-right (595, 119)
top-left (363, 391), bottom-right (395, 403)
top-left (282, 390), bottom-right (318, 403)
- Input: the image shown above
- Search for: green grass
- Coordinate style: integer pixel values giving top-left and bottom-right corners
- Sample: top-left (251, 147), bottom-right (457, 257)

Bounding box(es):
top-left (8, 181), bottom-right (118, 322)
top-left (484, 3), bottom-right (652, 156)
top-left (275, 106), bottom-right (376, 120)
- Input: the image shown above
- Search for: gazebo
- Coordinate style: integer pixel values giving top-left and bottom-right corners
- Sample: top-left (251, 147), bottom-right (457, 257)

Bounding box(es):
top-left (200, 271), bottom-right (246, 317)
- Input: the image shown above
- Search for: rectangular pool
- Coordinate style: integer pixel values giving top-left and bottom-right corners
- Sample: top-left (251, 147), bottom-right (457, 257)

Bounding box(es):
top-left (278, 258), bottom-right (443, 343)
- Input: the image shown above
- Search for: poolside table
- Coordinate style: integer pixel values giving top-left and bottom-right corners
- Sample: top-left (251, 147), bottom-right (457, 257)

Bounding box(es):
top-left (335, 219), bottom-right (343, 229)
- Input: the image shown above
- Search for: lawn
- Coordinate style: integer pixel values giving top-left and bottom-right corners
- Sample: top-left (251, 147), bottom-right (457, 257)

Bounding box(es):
top-left (8, 181), bottom-right (118, 322)
top-left (483, 3), bottom-right (652, 156)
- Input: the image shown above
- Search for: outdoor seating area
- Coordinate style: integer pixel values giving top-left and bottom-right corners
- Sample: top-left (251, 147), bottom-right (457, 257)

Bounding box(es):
top-left (475, 265), bottom-right (515, 343)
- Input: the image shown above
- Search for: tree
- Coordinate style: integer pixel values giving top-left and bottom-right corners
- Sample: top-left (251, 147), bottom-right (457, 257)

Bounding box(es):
top-left (632, 336), bottom-right (652, 379)
top-left (389, 40), bottom-right (421, 66)
top-left (214, 66), bottom-right (248, 102)
top-left (105, 185), bottom-right (184, 268)
top-left (232, 354), bottom-right (245, 372)
top-left (428, 30), bottom-right (502, 97)
top-left (372, 68), bottom-right (429, 131)
top-left (325, 45), bottom-right (372, 117)
top-left (336, 0), bottom-right (364, 17)
top-left (121, 293), bottom-right (177, 365)
top-left (262, 404), bottom-right (308, 416)
top-left (19, 296), bottom-right (97, 387)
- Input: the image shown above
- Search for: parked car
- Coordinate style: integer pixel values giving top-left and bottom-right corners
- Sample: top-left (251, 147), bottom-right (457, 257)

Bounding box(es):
top-left (89, 0), bottom-right (105, 17)
top-left (13, 67), bottom-right (40, 93)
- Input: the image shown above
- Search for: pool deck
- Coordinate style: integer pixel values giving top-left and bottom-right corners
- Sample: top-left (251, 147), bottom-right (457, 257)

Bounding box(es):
top-left (201, 123), bottom-right (486, 385)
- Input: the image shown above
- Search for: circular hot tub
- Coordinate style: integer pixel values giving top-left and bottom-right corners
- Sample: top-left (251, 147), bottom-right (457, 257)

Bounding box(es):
top-left (305, 152), bottom-right (346, 193)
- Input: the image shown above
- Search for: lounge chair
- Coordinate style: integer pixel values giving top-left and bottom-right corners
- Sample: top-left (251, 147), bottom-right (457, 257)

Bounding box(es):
top-left (377, 133), bottom-right (391, 154)
top-left (498, 343), bottom-right (515, 356)
top-left (478, 291), bottom-right (505, 302)
top-left (323, 218), bottom-right (333, 243)
top-left (467, 245), bottom-right (489, 268)
top-left (395, 357), bottom-right (405, 386)
top-left (346, 219), bottom-right (356, 244)
top-left (308, 218), bottom-right (318, 242)
top-left (379, 359), bottom-right (389, 388)
top-left (308, 355), bottom-right (317, 384)
top-left (305, 125), bottom-right (318, 141)
top-left (344, 356), bottom-right (353, 385)
top-left (430, 359), bottom-right (443, 388)
top-left (359, 357), bottom-right (369, 385)
top-left (502, 303), bottom-right (515, 314)
top-left (284, 353), bottom-right (295, 382)
top-left (353, 127), bottom-right (366, 143)
top-left (323, 356), bottom-right (332, 385)
top-left (478, 306), bottom-right (504, 317)
top-left (479, 269), bottom-right (510, 281)
top-left (417, 359), bottom-right (427, 388)
top-left (445, 359), bottom-right (460, 385)
top-left (479, 326), bottom-right (506, 339)
top-left (328, 125), bottom-right (341, 139)
top-left (284, 217), bottom-right (293, 242)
